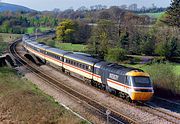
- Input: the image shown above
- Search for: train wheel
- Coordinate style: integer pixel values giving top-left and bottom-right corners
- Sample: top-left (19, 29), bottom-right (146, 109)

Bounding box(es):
top-left (126, 96), bottom-right (132, 103)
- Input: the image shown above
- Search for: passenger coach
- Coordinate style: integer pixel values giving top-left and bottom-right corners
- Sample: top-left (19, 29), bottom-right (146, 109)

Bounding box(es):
top-left (22, 35), bottom-right (154, 102)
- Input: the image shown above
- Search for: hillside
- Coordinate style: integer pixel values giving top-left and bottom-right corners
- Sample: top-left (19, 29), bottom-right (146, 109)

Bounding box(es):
top-left (0, 2), bottom-right (34, 12)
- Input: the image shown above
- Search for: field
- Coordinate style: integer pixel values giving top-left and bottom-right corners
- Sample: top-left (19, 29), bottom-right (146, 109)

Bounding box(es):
top-left (37, 37), bottom-right (87, 52)
top-left (55, 42), bottom-right (87, 52)
top-left (0, 33), bottom-right (21, 55)
top-left (26, 27), bottom-right (51, 34)
top-left (0, 67), bottom-right (86, 123)
top-left (139, 12), bottom-right (165, 18)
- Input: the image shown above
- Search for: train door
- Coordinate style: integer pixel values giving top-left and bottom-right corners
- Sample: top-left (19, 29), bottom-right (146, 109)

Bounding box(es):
top-left (100, 67), bottom-right (107, 85)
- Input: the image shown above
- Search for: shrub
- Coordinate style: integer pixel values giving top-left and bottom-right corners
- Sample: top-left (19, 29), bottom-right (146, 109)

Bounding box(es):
top-left (105, 48), bottom-right (126, 62)
top-left (145, 63), bottom-right (180, 95)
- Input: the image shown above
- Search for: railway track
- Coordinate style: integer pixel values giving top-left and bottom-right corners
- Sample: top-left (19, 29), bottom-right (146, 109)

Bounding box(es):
top-left (9, 39), bottom-right (139, 124)
top-left (9, 38), bottom-right (180, 124)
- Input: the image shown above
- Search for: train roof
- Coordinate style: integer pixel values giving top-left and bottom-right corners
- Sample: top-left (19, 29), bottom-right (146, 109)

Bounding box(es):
top-left (73, 52), bottom-right (92, 57)
top-left (27, 41), bottom-right (50, 49)
top-left (64, 53), bottom-right (101, 66)
top-left (46, 47), bottom-right (71, 56)
top-left (102, 63), bottom-right (143, 75)
top-left (94, 61), bottom-right (109, 68)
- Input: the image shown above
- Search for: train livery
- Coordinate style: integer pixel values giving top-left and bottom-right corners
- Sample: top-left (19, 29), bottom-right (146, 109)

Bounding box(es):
top-left (22, 35), bottom-right (154, 101)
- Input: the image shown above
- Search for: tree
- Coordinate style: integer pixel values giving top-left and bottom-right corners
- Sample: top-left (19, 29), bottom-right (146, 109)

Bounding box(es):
top-left (165, 0), bottom-right (180, 27)
top-left (105, 48), bottom-right (126, 62)
top-left (56, 19), bottom-right (76, 42)
top-left (88, 20), bottom-right (117, 58)
top-left (155, 36), bottom-right (178, 59)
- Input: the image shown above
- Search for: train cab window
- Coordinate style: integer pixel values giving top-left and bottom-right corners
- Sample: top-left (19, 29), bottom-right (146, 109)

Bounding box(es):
top-left (88, 66), bottom-right (92, 71)
top-left (96, 68), bottom-right (100, 74)
top-left (125, 76), bottom-right (131, 86)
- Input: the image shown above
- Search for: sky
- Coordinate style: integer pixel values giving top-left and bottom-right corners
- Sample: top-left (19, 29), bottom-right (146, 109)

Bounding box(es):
top-left (1, 0), bottom-right (172, 11)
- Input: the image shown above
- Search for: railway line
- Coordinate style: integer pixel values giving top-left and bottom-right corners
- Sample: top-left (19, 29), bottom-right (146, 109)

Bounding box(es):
top-left (9, 38), bottom-right (138, 124)
top-left (9, 37), bottom-right (180, 124)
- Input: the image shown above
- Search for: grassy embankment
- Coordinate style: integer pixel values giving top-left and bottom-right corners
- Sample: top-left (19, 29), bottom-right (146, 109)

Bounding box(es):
top-left (0, 67), bottom-right (87, 123)
top-left (0, 33), bottom-right (21, 55)
top-left (26, 27), bottom-right (51, 34)
top-left (125, 63), bottom-right (180, 96)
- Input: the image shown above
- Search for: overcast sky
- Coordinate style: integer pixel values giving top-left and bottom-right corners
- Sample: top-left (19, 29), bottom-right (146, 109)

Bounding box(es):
top-left (2, 0), bottom-right (172, 11)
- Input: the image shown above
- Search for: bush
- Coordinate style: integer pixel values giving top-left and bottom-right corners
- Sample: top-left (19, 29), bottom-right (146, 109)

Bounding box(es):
top-left (145, 63), bottom-right (180, 95)
top-left (105, 48), bottom-right (126, 62)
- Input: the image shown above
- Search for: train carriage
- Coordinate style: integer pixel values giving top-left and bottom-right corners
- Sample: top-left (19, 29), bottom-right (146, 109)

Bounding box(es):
top-left (63, 53), bottom-right (101, 80)
top-left (45, 47), bottom-right (70, 68)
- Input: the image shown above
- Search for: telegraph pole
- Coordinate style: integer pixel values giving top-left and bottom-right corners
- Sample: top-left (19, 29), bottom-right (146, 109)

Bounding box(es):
top-left (35, 28), bottom-right (38, 40)
top-left (106, 109), bottom-right (111, 124)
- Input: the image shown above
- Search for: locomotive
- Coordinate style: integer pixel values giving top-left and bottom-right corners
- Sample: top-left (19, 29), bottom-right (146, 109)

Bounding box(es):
top-left (22, 35), bottom-right (154, 102)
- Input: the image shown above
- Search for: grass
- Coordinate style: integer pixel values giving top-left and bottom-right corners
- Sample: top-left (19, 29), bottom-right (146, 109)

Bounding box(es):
top-left (0, 33), bottom-right (21, 42)
top-left (0, 67), bottom-right (87, 123)
top-left (37, 37), bottom-right (87, 52)
top-left (124, 63), bottom-right (180, 76)
top-left (139, 12), bottom-right (165, 18)
top-left (55, 42), bottom-right (87, 52)
top-left (0, 42), bottom-right (8, 55)
top-left (174, 64), bottom-right (180, 76)
top-left (26, 27), bottom-right (51, 34)
top-left (0, 33), bottom-right (21, 55)
top-left (124, 63), bottom-right (180, 96)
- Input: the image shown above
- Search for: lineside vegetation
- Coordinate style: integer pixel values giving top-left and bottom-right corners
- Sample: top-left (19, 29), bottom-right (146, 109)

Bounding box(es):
top-left (0, 67), bottom-right (87, 123)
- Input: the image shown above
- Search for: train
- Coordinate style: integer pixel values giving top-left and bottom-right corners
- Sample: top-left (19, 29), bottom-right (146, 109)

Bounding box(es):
top-left (22, 34), bottom-right (154, 102)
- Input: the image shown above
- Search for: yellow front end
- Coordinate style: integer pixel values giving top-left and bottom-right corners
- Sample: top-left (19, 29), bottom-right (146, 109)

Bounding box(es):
top-left (130, 91), bottom-right (154, 101)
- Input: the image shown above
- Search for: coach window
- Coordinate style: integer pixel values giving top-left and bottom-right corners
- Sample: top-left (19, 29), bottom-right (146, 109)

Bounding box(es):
top-left (86, 66), bottom-right (88, 70)
top-left (70, 60), bottom-right (73, 65)
top-left (82, 65), bottom-right (85, 69)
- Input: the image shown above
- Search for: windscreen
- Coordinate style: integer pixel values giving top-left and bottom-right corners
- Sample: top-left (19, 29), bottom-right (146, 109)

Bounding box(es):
top-left (132, 76), bottom-right (152, 87)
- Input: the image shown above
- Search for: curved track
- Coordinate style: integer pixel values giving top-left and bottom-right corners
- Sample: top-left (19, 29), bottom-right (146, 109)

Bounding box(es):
top-left (9, 39), bottom-right (139, 124)
top-left (9, 38), bottom-right (180, 124)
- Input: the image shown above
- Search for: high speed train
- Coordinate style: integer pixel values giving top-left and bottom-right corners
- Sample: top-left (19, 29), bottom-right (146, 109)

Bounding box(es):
top-left (22, 34), bottom-right (154, 102)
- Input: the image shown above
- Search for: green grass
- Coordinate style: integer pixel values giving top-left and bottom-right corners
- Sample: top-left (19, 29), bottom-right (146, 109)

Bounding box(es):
top-left (37, 37), bottom-right (87, 52)
top-left (26, 27), bottom-right (51, 34)
top-left (174, 64), bottom-right (180, 75)
top-left (124, 63), bottom-right (180, 95)
top-left (0, 33), bottom-right (21, 55)
top-left (139, 12), bottom-right (165, 18)
top-left (124, 63), bottom-right (180, 76)
top-left (55, 42), bottom-right (87, 52)
top-left (0, 33), bottom-right (21, 42)
top-left (0, 42), bottom-right (8, 55)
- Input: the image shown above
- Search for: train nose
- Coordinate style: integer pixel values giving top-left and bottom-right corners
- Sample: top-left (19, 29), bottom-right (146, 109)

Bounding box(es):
top-left (130, 91), bottom-right (154, 101)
